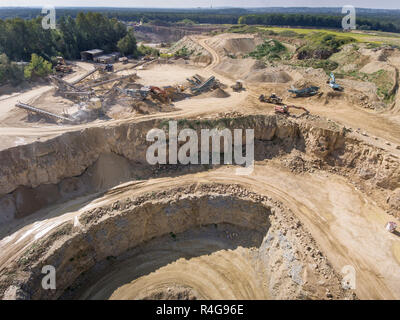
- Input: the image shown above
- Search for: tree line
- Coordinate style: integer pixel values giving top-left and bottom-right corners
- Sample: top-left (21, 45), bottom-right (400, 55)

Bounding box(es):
top-left (0, 12), bottom-right (131, 62)
top-left (1, 9), bottom-right (399, 44)
top-left (0, 12), bottom-right (140, 85)
top-left (238, 13), bottom-right (400, 33)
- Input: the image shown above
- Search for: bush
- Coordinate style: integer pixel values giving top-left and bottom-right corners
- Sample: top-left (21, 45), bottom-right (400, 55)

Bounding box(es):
top-left (177, 19), bottom-right (196, 26)
top-left (249, 39), bottom-right (287, 61)
top-left (297, 32), bottom-right (356, 60)
top-left (174, 46), bottom-right (193, 57)
top-left (24, 54), bottom-right (52, 80)
top-left (137, 44), bottom-right (160, 57)
top-left (278, 30), bottom-right (302, 38)
top-left (0, 54), bottom-right (25, 85)
top-left (228, 25), bottom-right (262, 34)
top-left (117, 30), bottom-right (138, 57)
top-left (293, 59), bottom-right (339, 72)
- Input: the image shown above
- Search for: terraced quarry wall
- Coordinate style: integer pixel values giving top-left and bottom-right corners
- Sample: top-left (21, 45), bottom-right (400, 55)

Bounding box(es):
top-left (0, 184), bottom-right (354, 300)
top-left (1, 115), bottom-right (399, 223)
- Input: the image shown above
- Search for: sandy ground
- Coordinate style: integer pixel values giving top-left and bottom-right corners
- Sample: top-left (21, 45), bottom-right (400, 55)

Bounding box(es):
top-left (1, 33), bottom-right (400, 300)
top-left (0, 163), bottom-right (399, 299)
top-left (0, 62), bottom-right (95, 121)
top-left (75, 224), bottom-right (266, 300)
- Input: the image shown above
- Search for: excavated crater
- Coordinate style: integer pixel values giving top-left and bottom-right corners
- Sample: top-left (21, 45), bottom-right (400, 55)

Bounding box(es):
top-left (0, 184), bottom-right (353, 300)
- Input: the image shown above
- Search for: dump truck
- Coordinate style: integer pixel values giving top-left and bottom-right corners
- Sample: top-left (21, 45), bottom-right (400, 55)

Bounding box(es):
top-left (231, 80), bottom-right (244, 92)
top-left (54, 56), bottom-right (73, 74)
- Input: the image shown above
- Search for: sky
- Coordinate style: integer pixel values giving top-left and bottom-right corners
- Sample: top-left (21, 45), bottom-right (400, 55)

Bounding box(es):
top-left (0, 0), bottom-right (399, 10)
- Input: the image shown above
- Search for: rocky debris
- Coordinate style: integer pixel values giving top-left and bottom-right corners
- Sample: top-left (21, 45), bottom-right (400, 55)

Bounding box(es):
top-left (387, 188), bottom-right (400, 212)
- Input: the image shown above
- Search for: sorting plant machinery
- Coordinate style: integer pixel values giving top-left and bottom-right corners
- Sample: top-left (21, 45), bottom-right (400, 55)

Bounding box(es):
top-left (328, 72), bottom-right (344, 91)
top-left (289, 85), bottom-right (320, 97)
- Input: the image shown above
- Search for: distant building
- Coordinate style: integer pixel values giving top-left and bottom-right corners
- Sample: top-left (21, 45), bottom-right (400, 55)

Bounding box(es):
top-left (80, 49), bottom-right (104, 61)
top-left (93, 52), bottom-right (121, 64)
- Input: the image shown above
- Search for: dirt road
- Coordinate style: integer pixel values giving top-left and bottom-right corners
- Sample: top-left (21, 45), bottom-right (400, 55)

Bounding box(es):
top-left (0, 62), bottom-right (95, 122)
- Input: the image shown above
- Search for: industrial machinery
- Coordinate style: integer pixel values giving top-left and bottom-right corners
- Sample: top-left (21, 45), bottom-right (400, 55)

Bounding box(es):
top-left (116, 87), bottom-right (150, 100)
top-left (289, 86), bottom-right (320, 97)
top-left (259, 93), bottom-right (283, 104)
top-left (54, 56), bottom-right (73, 74)
top-left (104, 64), bottom-right (114, 72)
top-left (328, 72), bottom-right (344, 91)
top-left (231, 80), bottom-right (244, 92)
top-left (190, 76), bottom-right (216, 94)
top-left (150, 86), bottom-right (171, 103)
top-left (15, 102), bottom-right (74, 123)
top-left (274, 104), bottom-right (309, 116)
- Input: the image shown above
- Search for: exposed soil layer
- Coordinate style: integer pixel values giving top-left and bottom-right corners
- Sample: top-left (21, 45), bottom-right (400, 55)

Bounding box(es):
top-left (1, 114), bottom-right (399, 222)
top-left (0, 184), bottom-right (354, 300)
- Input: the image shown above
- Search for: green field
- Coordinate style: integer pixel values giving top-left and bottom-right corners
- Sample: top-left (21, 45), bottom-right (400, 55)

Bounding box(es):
top-left (257, 26), bottom-right (400, 45)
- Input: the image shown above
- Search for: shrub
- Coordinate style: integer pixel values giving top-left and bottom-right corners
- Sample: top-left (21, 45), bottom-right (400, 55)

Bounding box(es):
top-left (137, 44), bottom-right (160, 57)
top-left (174, 46), bottom-right (194, 57)
top-left (0, 53), bottom-right (25, 85)
top-left (249, 39), bottom-right (287, 61)
top-left (24, 54), bottom-right (52, 80)
top-left (117, 30), bottom-right (138, 57)
top-left (297, 32), bottom-right (356, 60)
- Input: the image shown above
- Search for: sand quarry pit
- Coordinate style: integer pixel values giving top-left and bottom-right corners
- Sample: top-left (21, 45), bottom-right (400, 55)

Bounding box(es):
top-left (0, 184), bottom-right (354, 300)
top-left (0, 33), bottom-right (400, 301)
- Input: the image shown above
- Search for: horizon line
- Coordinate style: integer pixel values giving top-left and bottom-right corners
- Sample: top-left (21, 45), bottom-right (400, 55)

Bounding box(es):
top-left (0, 6), bottom-right (399, 10)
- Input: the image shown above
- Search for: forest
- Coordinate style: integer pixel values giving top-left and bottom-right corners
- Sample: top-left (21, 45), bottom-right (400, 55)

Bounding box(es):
top-left (1, 7), bottom-right (399, 32)
top-left (0, 12), bottom-right (138, 85)
top-left (0, 12), bottom-right (130, 61)
top-left (238, 13), bottom-right (400, 33)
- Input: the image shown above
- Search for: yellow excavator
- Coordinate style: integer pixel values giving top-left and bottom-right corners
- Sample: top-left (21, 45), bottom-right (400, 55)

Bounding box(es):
top-left (54, 57), bottom-right (72, 74)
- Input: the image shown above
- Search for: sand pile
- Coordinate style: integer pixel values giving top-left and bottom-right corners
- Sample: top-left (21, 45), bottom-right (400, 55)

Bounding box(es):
top-left (246, 70), bottom-right (292, 83)
top-left (169, 36), bottom-right (210, 57)
top-left (360, 61), bottom-right (395, 74)
top-left (87, 153), bottom-right (133, 190)
top-left (293, 79), bottom-right (320, 89)
top-left (194, 88), bottom-right (230, 99)
top-left (207, 34), bottom-right (263, 57)
top-left (216, 58), bottom-right (292, 84)
top-left (192, 55), bottom-right (212, 66)
top-left (209, 88), bottom-right (230, 98)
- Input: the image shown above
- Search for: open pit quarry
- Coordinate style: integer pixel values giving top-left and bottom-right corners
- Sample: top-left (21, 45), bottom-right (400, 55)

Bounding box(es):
top-left (0, 33), bottom-right (400, 300)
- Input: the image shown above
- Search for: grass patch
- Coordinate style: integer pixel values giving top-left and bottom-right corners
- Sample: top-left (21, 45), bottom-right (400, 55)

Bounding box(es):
top-left (258, 27), bottom-right (400, 46)
top-left (296, 32), bottom-right (356, 60)
top-left (227, 24), bottom-right (264, 34)
top-left (228, 25), bottom-right (399, 46)
top-left (248, 39), bottom-right (288, 61)
top-left (174, 46), bottom-right (194, 58)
